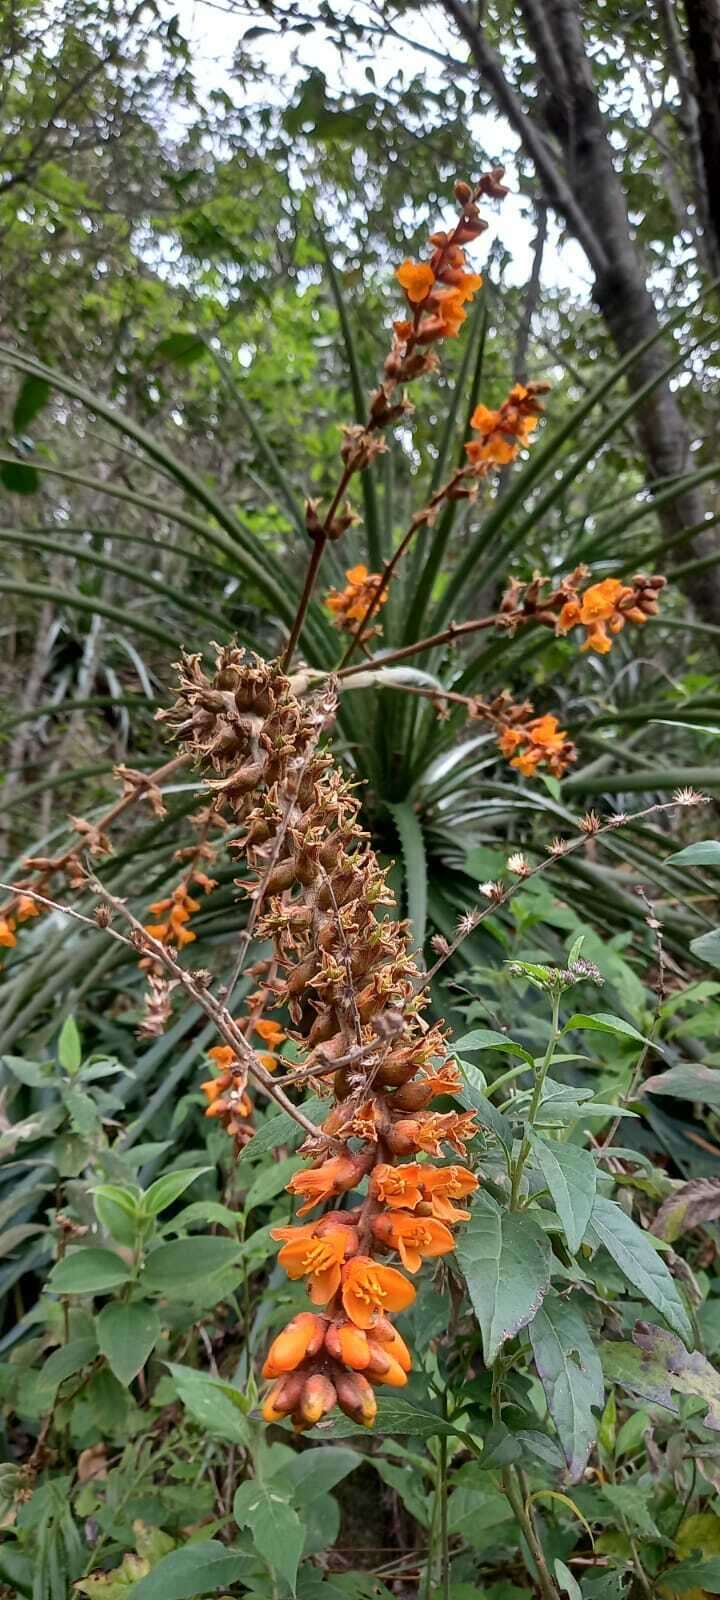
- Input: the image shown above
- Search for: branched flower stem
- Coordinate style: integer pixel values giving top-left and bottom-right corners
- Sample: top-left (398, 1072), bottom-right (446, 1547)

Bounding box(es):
top-left (0, 876), bottom-right (328, 1144)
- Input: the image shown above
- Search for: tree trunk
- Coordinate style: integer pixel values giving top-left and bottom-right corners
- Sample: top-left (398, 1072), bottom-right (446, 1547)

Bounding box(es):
top-left (440, 0), bottom-right (720, 624)
top-left (683, 0), bottom-right (720, 267)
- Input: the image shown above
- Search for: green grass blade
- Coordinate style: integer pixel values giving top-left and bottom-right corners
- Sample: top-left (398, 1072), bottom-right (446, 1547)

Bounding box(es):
top-left (320, 240), bottom-right (382, 568)
top-left (0, 530), bottom-right (232, 629)
top-left (388, 800), bottom-right (428, 952)
top-left (0, 580), bottom-right (172, 644)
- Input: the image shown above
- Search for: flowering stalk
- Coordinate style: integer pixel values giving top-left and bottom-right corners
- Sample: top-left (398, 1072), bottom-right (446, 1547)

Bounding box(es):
top-left (282, 170), bottom-right (506, 673)
top-left (159, 647), bottom-right (480, 1429)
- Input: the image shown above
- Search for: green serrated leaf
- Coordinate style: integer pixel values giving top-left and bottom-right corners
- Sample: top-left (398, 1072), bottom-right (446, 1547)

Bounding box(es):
top-left (587, 1196), bottom-right (692, 1343)
top-left (690, 928), bottom-right (720, 967)
top-left (125, 1540), bottom-right (257, 1600)
top-left (529, 1134), bottom-right (596, 1254)
top-left (233, 1477), bottom-right (304, 1594)
top-left (456, 1192), bottom-right (552, 1363)
top-left (529, 1292), bottom-right (604, 1481)
top-left (167, 1362), bottom-right (252, 1446)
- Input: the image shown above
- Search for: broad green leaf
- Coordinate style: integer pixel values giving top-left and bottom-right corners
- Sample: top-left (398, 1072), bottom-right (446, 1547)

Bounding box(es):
top-left (276, 1446), bottom-right (362, 1505)
top-left (587, 1196), bottom-right (692, 1343)
top-left (167, 1362), bottom-right (252, 1446)
top-left (599, 1340), bottom-right (678, 1411)
top-left (661, 1557), bottom-right (720, 1593)
top-left (554, 1559), bottom-right (582, 1600)
top-left (690, 928), bottom-right (720, 967)
top-left (666, 840), bottom-right (720, 867)
top-left (39, 1337), bottom-right (98, 1398)
top-left (563, 1013), bottom-right (651, 1046)
top-left (63, 1086), bottom-right (100, 1137)
top-left (150, 331), bottom-right (205, 365)
top-left (141, 1166), bottom-right (211, 1216)
top-left (58, 1015), bottom-right (82, 1074)
top-left (529, 1134), bottom-right (596, 1254)
top-left (457, 1064), bottom-right (513, 1152)
top-left (633, 1321), bottom-right (720, 1431)
top-left (96, 1302), bottom-right (160, 1386)
top-left (642, 1063), bottom-right (720, 1109)
top-left (529, 1292), bottom-right (604, 1481)
top-left (142, 1236), bottom-right (243, 1294)
top-left (126, 1541), bottom-right (257, 1600)
top-left (244, 1154), bottom-right (304, 1212)
top-left (454, 1029), bottom-right (533, 1063)
top-left (601, 1481), bottom-right (662, 1541)
top-left (240, 1096), bottom-right (326, 1162)
top-left (93, 1184), bottom-right (141, 1247)
top-left (234, 1477), bottom-right (304, 1594)
top-left (0, 460), bottom-right (38, 494)
top-left (48, 1248), bottom-right (131, 1295)
top-left (456, 1191), bottom-right (552, 1363)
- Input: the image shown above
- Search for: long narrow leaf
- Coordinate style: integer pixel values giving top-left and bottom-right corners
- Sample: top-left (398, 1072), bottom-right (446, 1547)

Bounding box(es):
top-left (320, 239), bottom-right (382, 567)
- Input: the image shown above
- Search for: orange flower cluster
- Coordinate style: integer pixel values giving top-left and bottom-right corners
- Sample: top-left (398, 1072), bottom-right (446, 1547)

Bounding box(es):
top-left (394, 170), bottom-right (507, 349)
top-left (200, 1019), bottom-right (286, 1146)
top-left (557, 574), bottom-right (666, 655)
top-left (144, 881), bottom-right (202, 948)
top-left (465, 382), bottom-right (550, 473)
top-left (160, 649), bottom-right (480, 1430)
top-left (0, 895), bottom-right (40, 949)
top-left (325, 564), bottom-right (389, 636)
top-left (497, 711), bottom-right (575, 780)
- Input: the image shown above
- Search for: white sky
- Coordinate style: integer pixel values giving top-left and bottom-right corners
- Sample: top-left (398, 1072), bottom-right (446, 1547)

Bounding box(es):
top-left (171, 0), bottom-right (591, 294)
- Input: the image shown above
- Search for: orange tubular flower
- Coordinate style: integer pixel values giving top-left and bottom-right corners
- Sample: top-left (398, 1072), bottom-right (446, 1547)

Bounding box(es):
top-left (325, 565), bottom-right (389, 634)
top-left (421, 1165), bottom-right (478, 1222)
top-left (16, 896), bottom-right (40, 922)
top-left (288, 1153), bottom-right (369, 1217)
top-left (390, 1110), bottom-right (478, 1159)
top-left (557, 573), bottom-right (665, 656)
top-left (371, 1162), bottom-right (425, 1211)
top-left (262, 1312), bottom-right (326, 1379)
top-left (273, 1221), bottom-right (358, 1305)
top-left (465, 382), bottom-right (547, 475)
top-left (497, 710), bottom-right (575, 782)
top-left (253, 1016), bottom-right (285, 1070)
top-left (341, 1256), bottom-right (416, 1329)
top-left (372, 1211), bottom-right (455, 1273)
top-left (0, 918), bottom-right (17, 949)
top-left (395, 260), bottom-right (436, 303)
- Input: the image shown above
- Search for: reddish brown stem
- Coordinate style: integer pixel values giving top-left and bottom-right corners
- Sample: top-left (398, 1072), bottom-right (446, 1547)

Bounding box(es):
top-left (338, 613), bottom-right (497, 679)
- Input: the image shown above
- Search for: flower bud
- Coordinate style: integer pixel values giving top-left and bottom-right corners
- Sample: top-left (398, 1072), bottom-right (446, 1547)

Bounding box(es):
top-left (325, 1321), bottom-right (370, 1370)
top-left (454, 180), bottom-right (472, 203)
top-left (372, 1353), bottom-right (408, 1388)
top-left (365, 1340), bottom-right (392, 1376)
top-left (392, 1079), bottom-right (434, 1112)
top-left (262, 1312), bottom-right (326, 1379)
top-left (299, 1373), bottom-right (336, 1426)
top-left (374, 1322), bottom-right (412, 1373)
top-left (262, 1371), bottom-right (304, 1423)
top-left (335, 1371), bottom-right (378, 1428)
